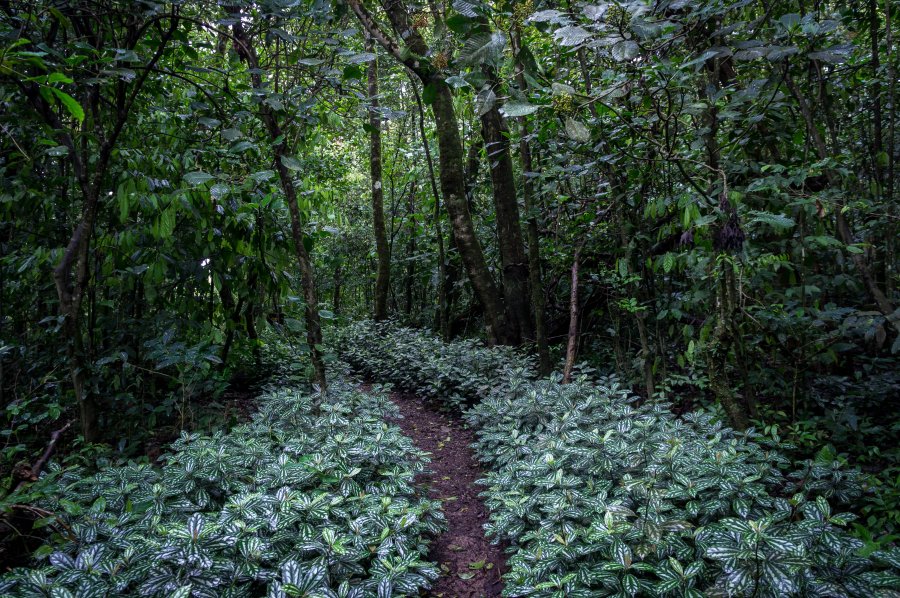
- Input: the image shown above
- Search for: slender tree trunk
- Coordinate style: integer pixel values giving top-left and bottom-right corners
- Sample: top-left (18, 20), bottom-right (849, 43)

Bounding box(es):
top-left (464, 137), bottom-right (483, 210)
top-left (217, 275), bottom-right (244, 369)
top-left (429, 81), bottom-right (507, 343)
top-left (886, 0), bottom-right (896, 295)
top-left (512, 26), bottom-right (550, 374)
top-left (230, 11), bottom-right (327, 390)
top-left (786, 71), bottom-right (900, 335)
top-left (367, 35), bottom-right (390, 321)
top-left (708, 262), bottom-right (750, 430)
top-left (53, 192), bottom-right (100, 443)
top-left (333, 261), bottom-right (343, 316)
top-left (870, 0), bottom-right (884, 193)
top-left (700, 55), bottom-right (749, 427)
top-left (633, 308), bottom-right (654, 400)
top-left (410, 77), bottom-right (449, 338)
top-left (405, 182), bottom-right (417, 317)
top-left (562, 247), bottom-right (581, 384)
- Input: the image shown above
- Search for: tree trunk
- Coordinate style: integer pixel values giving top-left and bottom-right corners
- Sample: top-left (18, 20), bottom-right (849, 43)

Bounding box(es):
top-left (785, 71), bottom-right (900, 335)
top-left (708, 262), bottom-right (750, 430)
top-left (345, 0), bottom-right (508, 344)
top-left (405, 182), bottom-right (417, 317)
top-left (410, 76), bottom-right (449, 338)
top-left (511, 26), bottom-right (550, 373)
top-left (562, 248), bottom-right (581, 384)
top-left (479, 68), bottom-right (533, 345)
top-left (332, 261), bottom-right (343, 316)
top-left (429, 81), bottom-right (507, 343)
top-left (367, 35), bottom-right (390, 321)
top-left (53, 193), bottom-right (100, 443)
top-left (230, 11), bottom-right (327, 390)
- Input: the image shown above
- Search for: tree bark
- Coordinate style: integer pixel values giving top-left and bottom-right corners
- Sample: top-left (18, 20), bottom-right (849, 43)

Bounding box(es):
top-left (511, 26), bottom-right (550, 374)
top-left (367, 35), bottom-right (390, 321)
top-left (429, 84), bottom-right (507, 342)
top-left (562, 247), bottom-right (581, 384)
top-left (479, 67), bottom-right (533, 345)
top-left (410, 76), bottom-right (449, 338)
top-left (708, 263), bottom-right (750, 430)
top-left (405, 182), bottom-right (418, 317)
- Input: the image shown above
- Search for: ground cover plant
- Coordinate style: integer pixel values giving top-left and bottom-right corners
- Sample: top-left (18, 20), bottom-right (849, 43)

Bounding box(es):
top-left (341, 321), bottom-right (900, 597)
top-left (0, 382), bottom-right (444, 597)
top-left (2, 0), bottom-right (899, 594)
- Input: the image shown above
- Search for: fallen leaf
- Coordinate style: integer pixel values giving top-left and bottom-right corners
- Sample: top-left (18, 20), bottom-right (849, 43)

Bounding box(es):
top-left (458, 572), bottom-right (476, 580)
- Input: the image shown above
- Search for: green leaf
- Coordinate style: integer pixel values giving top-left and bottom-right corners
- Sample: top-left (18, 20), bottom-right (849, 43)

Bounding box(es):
top-left (48, 87), bottom-right (84, 123)
top-left (343, 64), bottom-right (363, 80)
top-left (611, 40), bottom-right (640, 61)
top-left (446, 14), bottom-right (471, 33)
top-left (423, 82), bottom-right (437, 105)
top-left (475, 87), bottom-right (496, 117)
top-left (565, 118), bottom-right (591, 142)
top-left (281, 155), bottom-right (302, 171)
top-left (500, 101), bottom-right (539, 117)
top-left (554, 26), bottom-right (592, 47)
top-left (346, 52), bottom-right (376, 64)
top-left (457, 32), bottom-right (507, 67)
top-left (749, 210), bottom-right (795, 230)
top-left (170, 586), bottom-right (192, 598)
top-left (184, 172), bottom-right (214, 186)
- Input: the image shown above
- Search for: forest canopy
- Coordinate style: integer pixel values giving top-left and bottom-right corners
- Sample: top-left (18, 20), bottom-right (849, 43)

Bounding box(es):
top-left (0, 0), bottom-right (899, 594)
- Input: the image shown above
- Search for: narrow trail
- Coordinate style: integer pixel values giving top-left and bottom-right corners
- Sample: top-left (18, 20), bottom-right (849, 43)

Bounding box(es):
top-left (387, 390), bottom-right (506, 598)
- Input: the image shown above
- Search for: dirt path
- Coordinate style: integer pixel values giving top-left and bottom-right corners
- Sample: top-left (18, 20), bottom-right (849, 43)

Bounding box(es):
top-left (387, 391), bottom-right (506, 598)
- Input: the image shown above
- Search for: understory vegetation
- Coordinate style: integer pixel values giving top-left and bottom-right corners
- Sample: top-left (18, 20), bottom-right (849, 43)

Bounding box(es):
top-left (342, 321), bottom-right (900, 596)
top-left (2, 0), bottom-right (899, 593)
top-left (0, 382), bottom-right (444, 597)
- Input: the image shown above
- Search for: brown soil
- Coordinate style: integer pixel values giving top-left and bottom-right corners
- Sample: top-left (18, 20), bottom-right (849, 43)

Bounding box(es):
top-left (387, 391), bottom-right (506, 598)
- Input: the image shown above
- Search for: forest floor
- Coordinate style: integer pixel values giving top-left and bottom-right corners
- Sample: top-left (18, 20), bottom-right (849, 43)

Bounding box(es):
top-left (385, 390), bottom-right (506, 597)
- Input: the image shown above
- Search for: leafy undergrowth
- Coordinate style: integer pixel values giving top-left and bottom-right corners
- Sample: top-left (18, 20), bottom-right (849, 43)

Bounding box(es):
top-left (341, 321), bottom-right (900, 597)
top-left (1, 381), bottom-right (445, 597)
top-left (339, 322), bottom-right (528, 412)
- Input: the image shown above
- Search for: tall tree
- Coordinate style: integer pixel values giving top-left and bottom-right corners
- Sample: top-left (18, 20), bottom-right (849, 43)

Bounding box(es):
top-left (346, 0), bottom-right (510, 344)
top-left (228, 8), bottom-right (327, 390)
top-left (366, 35), bottom-right (390, 321)
top-left (2, 2), bottom-right (180, 441)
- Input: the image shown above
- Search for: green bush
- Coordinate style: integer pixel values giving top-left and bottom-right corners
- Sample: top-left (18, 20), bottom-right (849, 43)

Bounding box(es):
top-left (338, 320), bottom-right (531, 411)
top-left (341, 321), bottom-right (900, 597)
top-left (1, 381), bottom-right (444, 597)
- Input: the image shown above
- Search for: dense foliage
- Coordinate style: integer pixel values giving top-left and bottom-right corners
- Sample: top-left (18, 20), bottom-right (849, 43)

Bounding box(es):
top-left (0, 382), bottom-right (444, 597)
top-left (341, 321), bottom-right (900, 596)
top-left (339, 321), bottom-right (530, 411)
top-left (1, 0), bottom-right (899, 591)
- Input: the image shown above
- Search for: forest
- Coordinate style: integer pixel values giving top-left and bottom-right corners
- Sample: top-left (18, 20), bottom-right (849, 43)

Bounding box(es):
top-left (1, 0), bottom-right (899, 595)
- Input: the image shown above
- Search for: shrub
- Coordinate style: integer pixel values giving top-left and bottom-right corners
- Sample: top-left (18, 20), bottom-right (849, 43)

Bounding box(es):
top-left (338, 320), bottom-right (531, 411)
top-left (1, 381), bottom-right (444, 597)
top-left (341, 322), bottom-right (900, 597)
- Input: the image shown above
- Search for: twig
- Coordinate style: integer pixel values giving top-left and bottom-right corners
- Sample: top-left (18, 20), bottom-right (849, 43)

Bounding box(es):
top-left (12, 421), bottom-right (73, 494)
